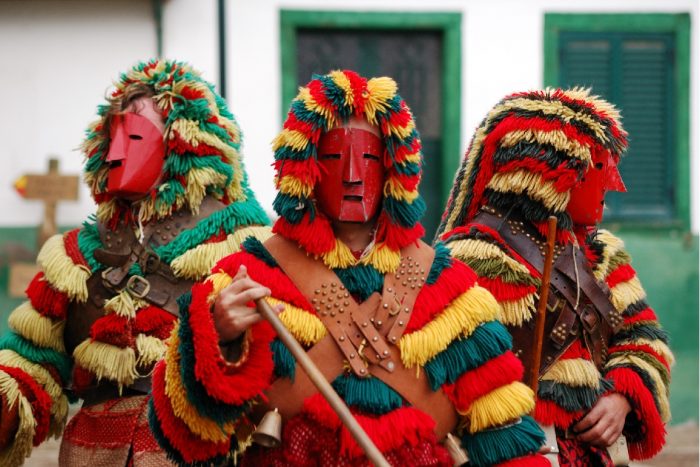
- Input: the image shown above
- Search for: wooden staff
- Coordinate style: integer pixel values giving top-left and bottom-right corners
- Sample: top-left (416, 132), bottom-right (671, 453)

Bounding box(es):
top-left (530, 216), bottom-right (558, 393)
top-left (255, 298), bottom-right (391, 467)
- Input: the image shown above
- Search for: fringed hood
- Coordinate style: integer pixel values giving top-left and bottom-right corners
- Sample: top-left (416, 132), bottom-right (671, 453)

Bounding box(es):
top-left (437, 88), bottom-right (627, 242)
top-left (82, 59), bottom-right (249, 226)
top-left (271, 70), bottom-right (425, 273)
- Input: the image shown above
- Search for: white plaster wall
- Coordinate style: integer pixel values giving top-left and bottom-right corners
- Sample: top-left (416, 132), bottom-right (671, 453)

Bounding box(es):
top-left (226, 0), bottom-right (698, 232)
top-left (0, 0), bottom-right (157, 226)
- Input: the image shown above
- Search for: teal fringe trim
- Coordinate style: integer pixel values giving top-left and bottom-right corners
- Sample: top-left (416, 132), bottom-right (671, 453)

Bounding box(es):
top-left (537, 379), bottom-right (613, 412)
top-left (243, 237), bottom-right (278, 267)
top-left (461, 415), bottom-right (545, 466)
top-left (615, 323), bottom-right (669, 345)
top-left (156, 197), bottom-right (269, 263)
top-left (0, 332), bottom-right (72, 385)
top-left (271, 339), bottom-right (295, 380)
top-left (384, 196), bottom-right (425, 228)
top-left (272, 193), bottom-right (307, 224)
top-left (427, 241), bottom-right (452, 285)
top-left (334, 265), bottom-right (383, 302)
top-left (164, 155), bottom-right (233, 186)
top-left (331, 374), bottom-right (403, 415)
top-left (425, 321), bottom-right (512, 390)
top-left (78, 219), bottom-right (103, 272)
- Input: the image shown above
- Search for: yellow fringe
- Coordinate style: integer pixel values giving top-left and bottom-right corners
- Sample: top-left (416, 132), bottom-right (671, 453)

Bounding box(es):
top-left (170, 225), bottom-right (272, 280)
top-left (385, 118), bottom-right (416, 140)
top-left (487, 170), bottom-right (569, 212)
top-left (207, 271), bottom-right (234, 300)
top-left (0, 370), bottom-right (36, 467)
top-left (499, 295), bottom-right (537, 327)
top-left (0, 350), bottom-right (69, 425)
top-left (298, 87), bottom-right (337, 129)
top-left (541, 358), bottom-right (601, 388)
top-left (186, 168), bottom-right (230, 211)
top-left (329, 70), bottom-right (354, 107)
top-left (605, 354), bottom-right (671, 422)
top-left (73, 340), bottom-right (137, 388)
top-left (7, 301), bottom-right (66, 353)
top-left (616, 337), bottom-right (675, 368)
top-left (103, 291), bottom-right (137, 319)
top-left (275, 129), bottom-right (311, 153)
top-left (278, 175), bottom-right (314, 199)
top-left (593, 230), bottom-right (626, 281)
top-left (399, 286), bottom-right (500, 368)
top-left (384, 177), bottom-right (419, 202)
top-left (465, 381), bottom-right (535, 433)
top-left (364, 77), bottom-right (397, 126)
top-left (610, 276), bottom-right (645, 314)
top-left (321, 240), bottom-right (356, 269)
top-left (164, 332), bottom-right (235, 442)
top-left (447, 238), bottom-right (532, 276)
top-left (269, 297), bottom-right (327, 346)
top-left (359, 244), bottom-right (401, 274)
top-left (36, 234), bottom-right (90, 302)
top-left (500, 128), bottom-right (590, 161)
top-left (135, 334), bottom-right (168, 367)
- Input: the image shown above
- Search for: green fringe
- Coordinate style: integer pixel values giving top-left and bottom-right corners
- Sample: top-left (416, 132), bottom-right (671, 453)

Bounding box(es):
top-left (164, 154), bottom-right (233, 185)
top-left (384, 196), bottom-right (425, 228)
top-left (607, 249), bottom-right (633, 272)
top-left (243, 237), bottom-right (278, 267)
top-left (537, 379), bottom-right (612, 412)
top-left (425, 321), bottom-right (511, 390)
top-left (465, 257), bottom-right (539, 286)
top-left (156, 197), bottom-right (269, 263)
top-left (427, 241), bottom-right (453, 285)
top-left (271, 338), bottom-right (295, 380)
top-left (78, 219), bottom-right (103, 272)
top-left (333, 265), bottom-right (383, 302)
top-left (331, 373), bottom-right (403, 415)
top-left (272, 193), bottom-right (307, 224)
top-left (0, 332), bottom-right (72, 384)
top-left (615, 323), bottom-right (669, 345)
top-left (608, 349), bottom-right (670, 387)
top-left (461, 415), bottom-right (545, 466)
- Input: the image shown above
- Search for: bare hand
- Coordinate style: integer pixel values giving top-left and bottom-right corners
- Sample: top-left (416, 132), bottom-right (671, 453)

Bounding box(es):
top-left (573, 393), bottom-right (631, 447)
top-left (212, 265), bottom-right (283, 343)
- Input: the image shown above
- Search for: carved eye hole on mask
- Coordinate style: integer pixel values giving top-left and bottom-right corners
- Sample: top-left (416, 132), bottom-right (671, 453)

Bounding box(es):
top-left (594, 162), bottom-right (604, 170)
top-left (320, 153), bottom-right (341, 160)
top-left (129, 134), bottom-right (143, 141)
top-left (363, 153), bottom-right (380, 161)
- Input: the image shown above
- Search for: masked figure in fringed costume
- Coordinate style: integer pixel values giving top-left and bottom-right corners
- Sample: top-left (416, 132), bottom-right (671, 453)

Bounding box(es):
top-left (436, 89), bottom-right (672, 466)
top-left (148, 70), bottom-right (550, 467)
top-left (0, 59), bottom-right (270, 466)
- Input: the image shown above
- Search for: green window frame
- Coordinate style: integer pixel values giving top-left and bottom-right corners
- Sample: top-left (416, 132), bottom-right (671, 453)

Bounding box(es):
top-left (544, 13), bottom-right (690, 230)
top-left (279, 10), bottom-right (462, 204)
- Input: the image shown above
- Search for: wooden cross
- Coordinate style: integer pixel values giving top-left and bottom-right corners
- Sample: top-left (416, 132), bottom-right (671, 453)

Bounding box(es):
top-left (17, 158), bottom-right (79, 248)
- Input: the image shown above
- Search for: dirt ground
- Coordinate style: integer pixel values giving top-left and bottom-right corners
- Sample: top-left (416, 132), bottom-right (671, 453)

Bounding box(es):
top-left (22, 415), bottom-right (700, 466)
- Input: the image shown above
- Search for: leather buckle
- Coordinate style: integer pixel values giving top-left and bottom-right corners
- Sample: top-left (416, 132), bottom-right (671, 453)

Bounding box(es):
top-left (126, 275), bottom-right (151, 299)
top-left (101, 267), bottom-right (124, 288)
top-left (580, 305), bottom-right (599, 333)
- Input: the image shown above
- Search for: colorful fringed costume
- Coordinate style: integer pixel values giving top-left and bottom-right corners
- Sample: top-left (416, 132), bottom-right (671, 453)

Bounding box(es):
top-left (0, 60), bottom-right (270, 466)
top-left (437, 89), bottom-right (672, 464)
top-left (149, 70), bottom-right (547, 466)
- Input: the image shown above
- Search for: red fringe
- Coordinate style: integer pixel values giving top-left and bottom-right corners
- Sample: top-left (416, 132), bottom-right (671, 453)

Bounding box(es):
top-left (0, 365), bottom-right (52, 446)
top-left (377, 214), bottom-right (424, 251)
top-left (188, 280), bottom-right (275, 404)
top-left (134, 306), bottom-right (178, 340)
top-left (406, 259), bottom-right (476, 333)
top-left (605, 263), bottom-right (637, 289)
top-left (390, 138), bottom-right (421, 165)
top-left (90, 314), bottom-right (133, 348)
top-left (443, 352), bottom-right (524, 412)
top-left (345, 70), bottom-right (368, 115)
top-left (167, 135), bottom-right (223, 158)
top-left (496, 453), bottom-right (551, 466)
top-left (622, 307), bottom-right (658, 325)
top-left (534, 398), bottom-right (582, 429)
top-left (178, 85), bottom-right (205, 101)
top-left (72, 365), bottom-right (95, 392)
top-left (384, 103), bottom-right (412, 134)
top-left (497, 158), bottom-right (578, 193)
top-left (607, 343), bottom-right (670, 373)
top-left (606, 367), bottom-right (665, 460)
top-left (150, 362), bottom-right (230, 463)
top-left (477, 275), bottom-right (536, 302)
top-left (308, 80), bottom-right (335, 115)
top-left (63, 229), bottom-right (89, 267)
top-left (275, 158), bottom-right (322, 188)
top-left (272, 214), bottom-right (336, 256)
top-left (25, 272), bottom-right (69, 320)
top-left (559, 340), bottom-right (591, 360)
top-left (302, 393), bottom-right (437, 458)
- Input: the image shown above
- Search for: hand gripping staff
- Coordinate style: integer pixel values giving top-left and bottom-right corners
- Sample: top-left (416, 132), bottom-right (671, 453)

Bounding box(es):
top-left (255, 298), bottom-right (391, 467)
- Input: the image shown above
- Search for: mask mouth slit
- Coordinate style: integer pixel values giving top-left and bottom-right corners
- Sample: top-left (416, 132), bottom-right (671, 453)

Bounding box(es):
top-left (108, 161), bottom-right (123, 168)
top-left (343, 195), bottom-right (363, 202)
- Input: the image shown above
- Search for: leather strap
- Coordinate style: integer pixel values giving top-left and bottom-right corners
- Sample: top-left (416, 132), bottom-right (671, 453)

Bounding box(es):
top-left (261, 235), bottom-right (457, 440)
top-left (473, 208), bottom-right (623, 377)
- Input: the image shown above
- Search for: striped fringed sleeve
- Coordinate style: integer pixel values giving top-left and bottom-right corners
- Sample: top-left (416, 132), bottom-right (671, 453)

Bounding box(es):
top-left (0, 231), bottom-right (81, 466)
top-left (400, 242), bottom-right (547, 466)
top-left (595, 230), bottom-right (673, 460)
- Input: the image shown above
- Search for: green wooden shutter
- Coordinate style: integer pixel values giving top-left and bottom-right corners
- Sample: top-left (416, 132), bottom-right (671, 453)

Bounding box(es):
top-left (559, 32), bottom-right (675, 222)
